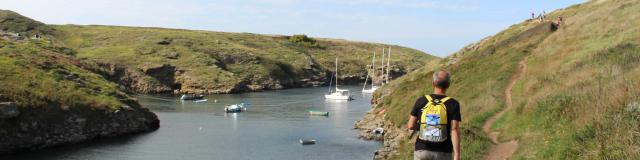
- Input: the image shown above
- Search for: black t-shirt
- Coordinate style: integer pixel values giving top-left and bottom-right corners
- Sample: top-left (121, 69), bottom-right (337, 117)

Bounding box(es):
top-left (410, 94), bottom-right (461, 153)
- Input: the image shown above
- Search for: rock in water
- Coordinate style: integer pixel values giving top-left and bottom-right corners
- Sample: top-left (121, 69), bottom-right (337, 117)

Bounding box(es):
top-left (0, 102), bottom-right (19, 119)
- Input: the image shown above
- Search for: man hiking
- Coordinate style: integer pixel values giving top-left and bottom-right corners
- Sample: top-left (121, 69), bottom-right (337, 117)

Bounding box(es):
top-left (407, 70), bottom-right (461, 160)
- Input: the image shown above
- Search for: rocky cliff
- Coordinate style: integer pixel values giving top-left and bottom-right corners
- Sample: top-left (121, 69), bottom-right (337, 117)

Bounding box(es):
top-left (0, 102), bottom-right (159, 154)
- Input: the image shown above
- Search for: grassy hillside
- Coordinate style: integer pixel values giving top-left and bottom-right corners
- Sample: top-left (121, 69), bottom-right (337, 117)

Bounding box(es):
top-left (51, 25), bottom-right (438, 94)
top-left (0, 36), bottom-right (134, 111)
top-left (0, 10), bottom-right (136, 110)
top-left (0, 10), bottom-right (53, 36)
top-left (370, 0), bottom-right (640, 159)
top-left (0, 12), bottom-right (160, 153)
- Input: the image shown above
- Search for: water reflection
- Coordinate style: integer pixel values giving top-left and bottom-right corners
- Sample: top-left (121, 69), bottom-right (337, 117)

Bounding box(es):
top-left (224, 112), bottom-right (239, 130)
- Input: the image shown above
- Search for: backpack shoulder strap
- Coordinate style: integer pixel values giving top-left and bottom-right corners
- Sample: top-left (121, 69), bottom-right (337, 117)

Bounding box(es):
top-left (425, 95), bottom-right (451, 104)
top-left (440, 97), bottom-right (452, 103)
top-left (425, 95), bottom-right (434, 103)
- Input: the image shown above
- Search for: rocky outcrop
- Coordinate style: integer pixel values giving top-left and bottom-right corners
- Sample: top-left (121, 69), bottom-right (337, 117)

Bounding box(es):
top-left (355, 90), bottom-right (413, 160)
top-left (0, 103), bottom-right (159, 154)
top-left (356, 108), bottom-right (412, 160)
top-left (141, 64), bottom-right (178, 89)
top-left (355, 108), bottom-right (385, 141)
top-left (89, 62), bottom-right (174, 94)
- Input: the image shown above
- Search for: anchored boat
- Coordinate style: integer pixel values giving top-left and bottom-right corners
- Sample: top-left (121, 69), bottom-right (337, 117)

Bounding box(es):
top-left (308, 110), bottom-right (329, 116)
top-left (299, 139), bottom-right (316, 145)
top-left (180, 94), bottom-right (205, 100)
top-left (363, 47), bottom-right (392, 93)
top-left (224, 103), bottom-right (247, 113)
top-left (325, 58), bottom-right (353, 100)
top-left (362, 50), bottom-right (379, 93)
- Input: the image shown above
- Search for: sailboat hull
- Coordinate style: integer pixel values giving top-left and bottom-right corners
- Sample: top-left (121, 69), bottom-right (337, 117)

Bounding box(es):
top-left (362, 86), bottom-right (379, 93)
top-left (324, 94), bottom-right (351, 100)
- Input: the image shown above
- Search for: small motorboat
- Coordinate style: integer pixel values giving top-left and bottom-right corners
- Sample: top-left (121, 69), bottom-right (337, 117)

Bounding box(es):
top-left (194, 99), bottom-right (208, 103)
top-left (299, 139), bottom-right (316, 145)
top-left (224, 103), bottom-right (247, 113)
top-left (308, 110), bottom-right (329, 116)
top-left (373, 128), bottom-right (384, 135)
top-left (180, 94), bottom-right (205, 100)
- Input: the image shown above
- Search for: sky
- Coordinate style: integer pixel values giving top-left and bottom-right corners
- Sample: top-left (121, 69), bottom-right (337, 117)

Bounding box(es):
top-left (0, 0), bottom-right (584, 57)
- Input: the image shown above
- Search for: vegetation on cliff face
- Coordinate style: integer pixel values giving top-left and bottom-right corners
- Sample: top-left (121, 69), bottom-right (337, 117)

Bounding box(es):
top-left (51, 25), bottom-right (438, 94)
top-left (369, 0), bottom-right (640, 159)
top-left (0, 34), bottom-right (132, 111)
top-left (0, 11), bottom-right (159, 154)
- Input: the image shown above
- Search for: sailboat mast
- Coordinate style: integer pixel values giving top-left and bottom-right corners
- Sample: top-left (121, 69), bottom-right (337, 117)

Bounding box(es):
top-left (363, 73), bottom-right (368, 90)
top-left (335, 57), bottom-right (338, 91)
top-left (372, 51), bottom-right (376, 87)
top-left (365, 51), bottom-right (376, 90)
top-left (380, 48), bottom-right (385, 84)
top-left (387, 47), bottom-right (391, 83)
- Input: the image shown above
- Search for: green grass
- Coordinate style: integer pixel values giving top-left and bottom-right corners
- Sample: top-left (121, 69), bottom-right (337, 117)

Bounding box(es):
top-left (375, 0), bottom-right (640, 159)
top-left (48, 25), bottom-right (438, 93)
top-left (0, 9), bottom-right (54, 36)
top-left (0, 38), bottom-right (134, 110)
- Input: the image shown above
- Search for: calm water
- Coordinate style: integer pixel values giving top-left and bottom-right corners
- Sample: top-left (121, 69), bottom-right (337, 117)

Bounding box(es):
top-left (4, 86), bottom-right (380, 160)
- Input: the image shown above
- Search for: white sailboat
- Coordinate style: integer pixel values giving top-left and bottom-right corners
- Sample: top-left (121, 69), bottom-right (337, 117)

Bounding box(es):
top-left (325, 58), bottom-right (353, 100)
top-left (379, 47), bottom-right (392, 85)
top-left (362, 51), bottom-right (378, 93)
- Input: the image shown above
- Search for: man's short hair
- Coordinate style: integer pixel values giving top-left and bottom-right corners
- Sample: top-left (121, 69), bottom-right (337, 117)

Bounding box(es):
top-left (433, 69), bottom-right (451, 89)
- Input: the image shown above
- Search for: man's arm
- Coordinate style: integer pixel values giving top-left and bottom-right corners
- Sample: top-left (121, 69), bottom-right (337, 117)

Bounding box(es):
top-left (408, 97), bottom-right (424, 140)
top-left (406, 115), bottom-right (419, 141)
top-left (451, 120), bottom-right (461, 160)
top-left (406, 115), bottom-right (418, 130)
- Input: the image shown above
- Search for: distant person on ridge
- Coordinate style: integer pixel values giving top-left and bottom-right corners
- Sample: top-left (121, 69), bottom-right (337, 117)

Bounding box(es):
top-left (539, 13), bottom-right (544, 22)
top-left (553, 16), bottom-right (564, 29)
top-left (557, 16), bottom-right (563, 26)
top-left (407, 70), bottom-right (461, 160)
top-left (531, 11), bottom-right (535, 20)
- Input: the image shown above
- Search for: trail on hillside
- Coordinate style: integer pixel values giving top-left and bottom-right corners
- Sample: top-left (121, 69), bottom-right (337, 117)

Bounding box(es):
top-left (482, 56), bottom-right (528, 160)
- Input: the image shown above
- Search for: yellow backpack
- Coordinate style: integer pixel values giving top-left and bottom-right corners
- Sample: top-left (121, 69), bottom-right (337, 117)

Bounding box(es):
top-left (419, 95), bottom-right (451, 142)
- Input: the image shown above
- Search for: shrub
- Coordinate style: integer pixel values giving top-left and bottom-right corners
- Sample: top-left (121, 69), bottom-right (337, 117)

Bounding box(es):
top-left (288, 34), bottom-right (323, 48)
